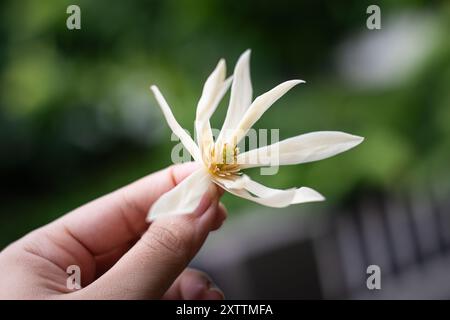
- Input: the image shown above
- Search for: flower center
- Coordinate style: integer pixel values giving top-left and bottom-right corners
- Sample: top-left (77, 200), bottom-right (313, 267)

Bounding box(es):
top-left (206, 143), bottom-right (241, 179)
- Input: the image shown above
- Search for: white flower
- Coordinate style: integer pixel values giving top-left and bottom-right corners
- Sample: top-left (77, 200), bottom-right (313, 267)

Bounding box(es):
top-left (148, 50), bottom-right (364, 220)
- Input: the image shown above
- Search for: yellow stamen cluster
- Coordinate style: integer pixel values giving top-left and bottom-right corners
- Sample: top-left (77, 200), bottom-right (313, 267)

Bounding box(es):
top-left (206, 143), bottom-right (241, 179)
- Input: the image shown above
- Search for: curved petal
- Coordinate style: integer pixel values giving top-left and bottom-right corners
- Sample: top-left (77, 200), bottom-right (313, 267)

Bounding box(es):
top-left (150, 85), bottom-right (201, 162)
top-left (292, 187), bottom-right (325, 204)
top-left (196, 59), bottom-right (226, 118)
top-left (216, 49), bottom-right (253, 146)
top-left (214, 174), bottom-right (324, 208)
top-left (195, 75), bottom-right (233, 156)
top-left (225, 187), bottom-right (295, 208)
top-left (228, 79), bottom-right (304, 145)
top-left (195, 59), bottom-right (233, 154)
top-left (238, 131), bottom-right (364, 168)
top-left (147, 168), bottom-right (212, 221)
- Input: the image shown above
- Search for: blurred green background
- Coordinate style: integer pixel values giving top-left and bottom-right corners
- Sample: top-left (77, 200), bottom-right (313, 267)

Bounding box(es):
top-left (0, 0), bottom-right (449, 248)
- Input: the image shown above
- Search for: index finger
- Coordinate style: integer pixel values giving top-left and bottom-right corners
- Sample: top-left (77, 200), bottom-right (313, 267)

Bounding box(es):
top-left (50, 162), bottom-right (200, 256)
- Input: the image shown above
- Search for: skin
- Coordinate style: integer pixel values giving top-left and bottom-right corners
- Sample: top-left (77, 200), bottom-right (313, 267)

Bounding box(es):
top-left (0, 162), bottom-right (227, 300)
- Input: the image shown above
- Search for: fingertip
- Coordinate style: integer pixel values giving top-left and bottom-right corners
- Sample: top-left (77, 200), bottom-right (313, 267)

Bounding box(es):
top-left (218, 202), bottom-right (228, 220)
top-left (216, 185), bottom-right (225, 197)
top-left (211, 202), bottom-right (227, 231)
top-left (176, 269), bottom-right (224, 300)
top-left (201, 287), bottom-right (225, 300)
top-left (193, 190), bottom-right (217, 218)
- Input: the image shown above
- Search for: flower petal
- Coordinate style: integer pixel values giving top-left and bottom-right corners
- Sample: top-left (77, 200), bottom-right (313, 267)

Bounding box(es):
top-left (195, 59), bottom-right (233, 156)
top-left (292, 187), bottom-right (325, 203)
top-left (224, 186), bottom-right (296, 208)
top-left (196, 59), bottom-right (226, 120)
top-left (216, 49), bottom-right (253, 145)
top-left (195, 75), bottom-right (233, 155)
top-left (150, 85), bottom-right (201, 162)
top-left (228, 79), bottom-right (304, 144)
top-left (214, 174), bottom-right (324, 208)
top-left (238, 131), bottom-right (364, 168)
top-left (147, 168), bottom-right (212, 221)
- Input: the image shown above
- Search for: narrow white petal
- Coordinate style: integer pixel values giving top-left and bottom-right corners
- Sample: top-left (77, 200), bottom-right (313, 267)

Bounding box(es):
top-left (195, 59), bottom-right (234, 157)
top-left (229, 79), bottom-right (304, 144)
top-left (238, 131), bottom-right (364, 168)
top-left (196, 59), bottom-right (226, 119)
top-left (292, 187), bottom-right (325, 203)
top-left (217, 49), bottom-right (253, 145)
top-left (207, 76), bottom-right (233, 121)
top-left (150, 85), bottom-right (201, 162)
top-left (147, 168), bottom-right (212, 221)
top-left (196, 76), bottom-right (233, 153)
top-left (219, 174), bottom-right (252, 190)
top-left (224, 186), bottom-right (296, 208)
top-left (214, 174), bottom-right (324, 208)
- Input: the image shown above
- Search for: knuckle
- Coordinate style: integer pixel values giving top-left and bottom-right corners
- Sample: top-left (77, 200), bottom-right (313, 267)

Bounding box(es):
top-left (141, 223), bottom-right (193, 260)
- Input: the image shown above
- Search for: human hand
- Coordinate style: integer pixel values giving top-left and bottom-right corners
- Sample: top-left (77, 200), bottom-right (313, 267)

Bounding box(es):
top-left (0, 162), bottom-right (227, 299)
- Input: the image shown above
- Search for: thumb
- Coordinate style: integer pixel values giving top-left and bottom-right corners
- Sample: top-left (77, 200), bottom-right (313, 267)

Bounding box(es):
top-left (74, 185), bottom-right (222, 299)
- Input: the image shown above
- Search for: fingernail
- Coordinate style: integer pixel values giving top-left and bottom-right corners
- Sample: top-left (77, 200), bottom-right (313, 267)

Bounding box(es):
top-left (194, 185), bottom-right (218, 217)
top-left (204, 280), bottom-right (225, 300)
top-left (218, 202), bottom-right (228, 221)
top-left (207, 183), bottom-right (219, 200)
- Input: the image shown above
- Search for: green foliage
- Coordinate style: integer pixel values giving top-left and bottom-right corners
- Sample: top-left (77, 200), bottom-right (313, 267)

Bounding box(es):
top-left (0, 0), bottom-right (448, 246)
